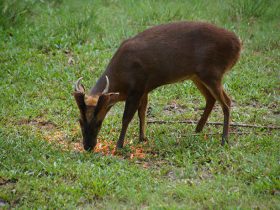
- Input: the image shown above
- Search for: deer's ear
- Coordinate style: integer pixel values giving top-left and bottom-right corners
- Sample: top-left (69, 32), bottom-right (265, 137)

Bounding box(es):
top-left (94, 93), bottom-right (119, 116)
top-left (106, 92), bottom-right (120, 106)
top-left (94, 95), bottom-right (108, 116)
top-left (73, 92), bottom-right (87, 119)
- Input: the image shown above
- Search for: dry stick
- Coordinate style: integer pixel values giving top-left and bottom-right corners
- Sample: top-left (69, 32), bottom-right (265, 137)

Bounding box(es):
top-left (147, 119), bottom-right (280, 130)
top-left (189, 131), bottom-right (251, 136)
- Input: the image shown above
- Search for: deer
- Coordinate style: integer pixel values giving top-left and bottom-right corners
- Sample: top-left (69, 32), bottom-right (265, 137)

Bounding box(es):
top-left (73, 21), bottom-right (241, 151)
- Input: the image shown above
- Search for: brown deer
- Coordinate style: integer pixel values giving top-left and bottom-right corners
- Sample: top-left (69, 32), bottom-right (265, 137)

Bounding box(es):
top-left (73, 21), bottom-right (241, 151)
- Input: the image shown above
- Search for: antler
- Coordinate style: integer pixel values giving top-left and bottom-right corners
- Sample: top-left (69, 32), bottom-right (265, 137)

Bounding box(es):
top-left (74, 77), bottom-right (85, 93)
top-left (102, 75), bottom-right (109, 94)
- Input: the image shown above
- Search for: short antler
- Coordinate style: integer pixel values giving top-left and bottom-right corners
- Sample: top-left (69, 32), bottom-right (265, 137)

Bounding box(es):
top-left (74, 77), bottom-right (85, 93)
top-left (102, 75), bottom-right (109, 94)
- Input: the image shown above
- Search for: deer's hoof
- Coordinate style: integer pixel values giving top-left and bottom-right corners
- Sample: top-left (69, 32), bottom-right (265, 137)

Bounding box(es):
top-left (139, 137), bottom-right (148, 142)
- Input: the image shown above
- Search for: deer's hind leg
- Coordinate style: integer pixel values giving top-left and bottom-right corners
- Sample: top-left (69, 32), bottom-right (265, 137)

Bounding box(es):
top-left (198, 75), bottom-right (231, 145)
top-left (193, 79), bottom-right (216, 133)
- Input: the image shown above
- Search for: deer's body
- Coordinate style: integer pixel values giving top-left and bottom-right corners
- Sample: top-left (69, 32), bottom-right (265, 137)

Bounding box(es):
top-left (73, 21), bottom-right (241, 151)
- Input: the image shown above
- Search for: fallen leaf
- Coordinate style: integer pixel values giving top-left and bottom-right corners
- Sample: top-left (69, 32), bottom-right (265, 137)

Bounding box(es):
top-left (143, 162), bottom-right (149, 168)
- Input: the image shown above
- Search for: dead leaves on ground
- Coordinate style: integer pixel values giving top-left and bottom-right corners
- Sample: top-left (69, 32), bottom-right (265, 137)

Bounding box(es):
top-left (18, 117), bottom-right (154, 163)
top-left (94, 141), bottom-right (148, 160)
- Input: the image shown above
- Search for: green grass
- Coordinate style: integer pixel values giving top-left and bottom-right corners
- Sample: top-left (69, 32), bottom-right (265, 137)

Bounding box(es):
top-left (0, 0), bottom-right (279, 209)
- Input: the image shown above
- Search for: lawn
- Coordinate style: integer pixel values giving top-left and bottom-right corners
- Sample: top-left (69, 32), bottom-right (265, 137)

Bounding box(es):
top-left (0, 0), bottom-right (279, 209)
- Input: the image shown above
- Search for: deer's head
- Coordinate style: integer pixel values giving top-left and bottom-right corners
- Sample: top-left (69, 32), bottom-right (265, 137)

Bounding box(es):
top-left (73, 77), bottom-right (119, 151)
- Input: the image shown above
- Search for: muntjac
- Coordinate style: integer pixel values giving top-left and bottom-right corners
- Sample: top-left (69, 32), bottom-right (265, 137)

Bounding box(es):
top-left (73, 21), bottom-right (241, 151)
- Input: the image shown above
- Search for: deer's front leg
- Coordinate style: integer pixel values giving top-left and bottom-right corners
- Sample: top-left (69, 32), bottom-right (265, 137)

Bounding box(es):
top-left (138, 94), bottom-right (148, 142)
top-left (117, 93), bottom-right (142, 148)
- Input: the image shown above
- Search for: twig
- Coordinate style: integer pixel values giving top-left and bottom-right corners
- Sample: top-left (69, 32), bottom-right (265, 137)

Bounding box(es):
top-left (147, 119), bottom-right (280, 130)
top-left (188, 131), bottom-right (251, 136)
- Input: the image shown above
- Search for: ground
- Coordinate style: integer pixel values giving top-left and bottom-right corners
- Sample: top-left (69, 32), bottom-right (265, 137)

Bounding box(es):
top-left (0, 0), bottom-right (279, 209)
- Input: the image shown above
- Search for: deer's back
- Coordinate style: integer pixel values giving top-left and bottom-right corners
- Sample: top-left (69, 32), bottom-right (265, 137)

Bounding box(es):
top-left (108, 21), bottom-right (241, 92)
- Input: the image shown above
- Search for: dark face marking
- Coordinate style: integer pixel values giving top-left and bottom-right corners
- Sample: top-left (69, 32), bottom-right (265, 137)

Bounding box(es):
top-left (73, 91), bottom-right (119, 151)
top-left (79, 117), bottom-right (102, 151)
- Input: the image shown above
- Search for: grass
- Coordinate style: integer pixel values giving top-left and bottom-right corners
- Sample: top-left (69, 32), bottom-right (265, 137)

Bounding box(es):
top-left (0, 0), bottom-right (279, 209)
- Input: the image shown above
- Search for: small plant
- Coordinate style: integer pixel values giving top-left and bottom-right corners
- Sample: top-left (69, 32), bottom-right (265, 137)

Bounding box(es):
top-left (0, 0), bottom-right (63, 29)
top-left (0, 0), bottom-right (36, 29)
top-left (229, 0), bottom-right (270, 20)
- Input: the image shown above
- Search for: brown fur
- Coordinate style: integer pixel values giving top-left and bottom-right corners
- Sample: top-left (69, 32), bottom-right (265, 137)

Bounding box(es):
top-left (85, 95), bottom-right (99, 106)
